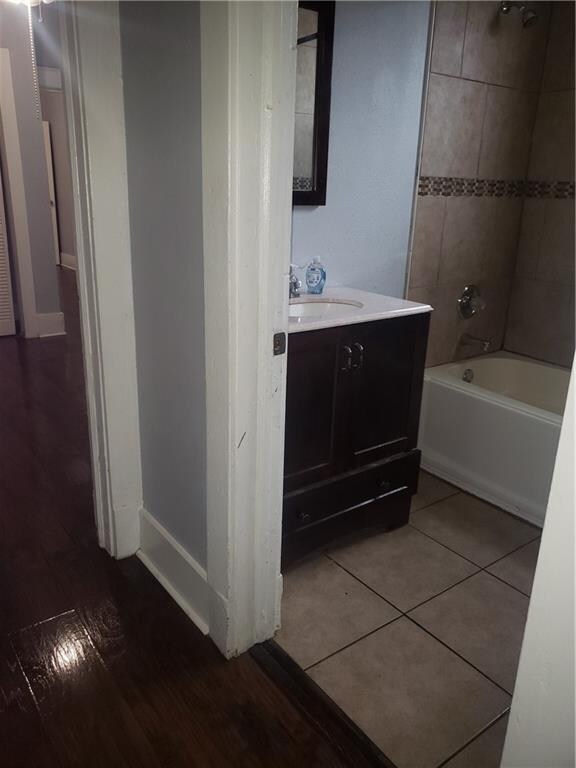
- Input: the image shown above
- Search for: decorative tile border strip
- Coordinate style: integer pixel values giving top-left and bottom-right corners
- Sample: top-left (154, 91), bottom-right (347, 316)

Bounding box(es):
top-left (293, 176), bottom-right (313, 191)
top-left (524, 180), bottom-right (575, 199)
top-left (418, 176), bottom-right (575, 199)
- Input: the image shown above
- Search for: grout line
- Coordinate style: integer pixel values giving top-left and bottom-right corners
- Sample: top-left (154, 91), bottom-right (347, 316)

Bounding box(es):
top-left (409, 507), bottom-right (541, 572)
top-left (475, 82), bottom-right (490, 178)
top-left (481, 534), bottom-right (541, 570)
top-left (410, 487), bottom-right (461, 514)
top-left (429, 70), bottom-right (542, 94)
top-left (405, 614), bottom-right (513, 697)
top-left (325, 553), bottom-right (406, 611)
top-left (458, 2), bottom-right (469, 79)
top-left (434, 709), bottom-right (511, 768)
top-left (303, 615), bottom-right (404, 673)
top-left (481, 568), bottom-right (532, 599)
top-left (411, 521), bottom-right (541, 599)
top-left (407, 521), bottom-right (485, 568)
top-left (405, 571), bottom-right (480, 614)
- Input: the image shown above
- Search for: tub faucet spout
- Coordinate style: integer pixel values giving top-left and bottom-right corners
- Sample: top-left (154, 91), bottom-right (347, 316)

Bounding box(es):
top-left (461, 333), bottom-right (491, 353)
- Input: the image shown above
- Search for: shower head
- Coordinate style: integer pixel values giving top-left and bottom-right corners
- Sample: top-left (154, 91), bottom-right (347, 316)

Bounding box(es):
top-left (499, 1), bottom-right (538, 26)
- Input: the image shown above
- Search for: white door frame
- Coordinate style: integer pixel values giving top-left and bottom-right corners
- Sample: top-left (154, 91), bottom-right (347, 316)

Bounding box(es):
top-left (59, 2), bottom-right (143, 559)
top-left (41, 120), bottom-right (61, 265)
top-left (57, 0), bottom-right (296, 655)
top-left (0, 48), bottom-right (39, 338)
top-left (200, 1), bottom-right (297, 656)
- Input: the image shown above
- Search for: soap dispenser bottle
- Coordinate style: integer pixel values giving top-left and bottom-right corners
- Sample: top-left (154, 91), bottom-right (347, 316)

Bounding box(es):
top-left (305, 257), bottom-right (326, 295)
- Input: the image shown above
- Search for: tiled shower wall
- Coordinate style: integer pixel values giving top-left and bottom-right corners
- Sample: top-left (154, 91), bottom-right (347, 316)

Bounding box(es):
top-left (504, 2), bottom-right (575, 367)
top-left (407, 1), bottom-right (575, 368)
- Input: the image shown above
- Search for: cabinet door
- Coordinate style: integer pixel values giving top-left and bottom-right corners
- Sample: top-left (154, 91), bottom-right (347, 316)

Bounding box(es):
top-left (345, 314), bottom-right (429, 467)
top-left (284, 327), bottom-right (349, 491)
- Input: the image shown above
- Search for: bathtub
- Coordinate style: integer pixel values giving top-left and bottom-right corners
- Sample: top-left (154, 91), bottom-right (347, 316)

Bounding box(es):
top-left (418, 352), bottom-right (571, 527)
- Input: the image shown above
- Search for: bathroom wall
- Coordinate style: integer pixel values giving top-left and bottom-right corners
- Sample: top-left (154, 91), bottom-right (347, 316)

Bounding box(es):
top-left (291, 1), bottom-right (430, 297)
top-left (504, 2), bottom-right (575, 368)
top-left (120, 2), bottom-right (207, 567)
top-left (407, 1), bottom-right (556, 367)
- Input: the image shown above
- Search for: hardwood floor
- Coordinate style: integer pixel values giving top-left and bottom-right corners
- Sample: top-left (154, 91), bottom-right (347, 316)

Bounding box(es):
top-left (0, 269), bottom-right (361, 768)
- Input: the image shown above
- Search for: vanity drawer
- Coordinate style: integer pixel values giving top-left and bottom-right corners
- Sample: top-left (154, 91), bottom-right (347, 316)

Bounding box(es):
top-left (283, 449), bottom-right (420, 535)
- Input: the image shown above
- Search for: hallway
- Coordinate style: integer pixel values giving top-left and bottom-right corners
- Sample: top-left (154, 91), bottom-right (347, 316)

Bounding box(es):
top-left (0, 271), bottom-right (357, 768)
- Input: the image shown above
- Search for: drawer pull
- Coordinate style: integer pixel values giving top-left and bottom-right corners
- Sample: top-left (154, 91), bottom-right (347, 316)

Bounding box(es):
top-left (352, 342), bottom-right (365, 369)
top-left (340, 345), bottom-right (353, 372)
top-left (379, 479), bottom-right (394, 493)
top-left (296, 510), bottom-right (311, 523)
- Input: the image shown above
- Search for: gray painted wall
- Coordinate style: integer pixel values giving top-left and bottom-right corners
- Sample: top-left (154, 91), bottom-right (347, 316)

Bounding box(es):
top-left (291, 1), bottom-right (430, 297)
top-left (0, 3), bottom-right (60, 315)
top-left (120, 1), bottom-right (207, 567)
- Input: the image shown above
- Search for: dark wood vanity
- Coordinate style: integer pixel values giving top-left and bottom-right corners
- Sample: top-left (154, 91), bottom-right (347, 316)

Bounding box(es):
top-left (282, 312), bottom-right (430, 564)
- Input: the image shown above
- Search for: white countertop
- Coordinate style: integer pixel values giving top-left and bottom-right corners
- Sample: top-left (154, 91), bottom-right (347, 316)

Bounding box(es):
top-left (288, 287), bottom-right (432, 334)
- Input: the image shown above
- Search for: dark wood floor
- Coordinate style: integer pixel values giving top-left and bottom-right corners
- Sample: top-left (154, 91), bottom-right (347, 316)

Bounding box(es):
top-left (0, 269), bottom-right (361, 768)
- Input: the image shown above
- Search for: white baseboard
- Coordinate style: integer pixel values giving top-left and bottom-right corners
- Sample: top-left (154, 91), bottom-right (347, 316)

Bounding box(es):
top-left (60, 252), bottom-right (77, 270)
top-left (421, 452), bottom-right (544, 528)
top-left (37, 311), bottom-right (66, 337)
top-left (138, 508), bottom-right (210, 635)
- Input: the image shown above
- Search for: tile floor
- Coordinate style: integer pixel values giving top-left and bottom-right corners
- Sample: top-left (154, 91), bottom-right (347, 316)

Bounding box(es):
top-left (276, 471), bottom-right (541, 768)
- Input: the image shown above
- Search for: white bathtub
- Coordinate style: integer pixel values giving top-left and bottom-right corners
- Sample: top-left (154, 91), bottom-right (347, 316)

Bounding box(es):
top-left (419, 352), bottom-right (571, 527)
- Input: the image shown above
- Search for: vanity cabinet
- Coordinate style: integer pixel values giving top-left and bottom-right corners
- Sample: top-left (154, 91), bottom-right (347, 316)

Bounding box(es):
top-left (283, 312), bottom-right (430, 564)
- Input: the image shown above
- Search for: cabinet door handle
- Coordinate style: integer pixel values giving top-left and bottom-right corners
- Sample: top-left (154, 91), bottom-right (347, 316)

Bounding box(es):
top-left (340, 345), bottom-right (353, 372)
top-left (352, 342), bottom-right (364, 369)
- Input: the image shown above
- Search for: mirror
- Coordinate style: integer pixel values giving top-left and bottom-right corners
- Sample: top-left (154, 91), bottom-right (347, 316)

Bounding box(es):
top-left (293, 1), bottom-right (335, 206)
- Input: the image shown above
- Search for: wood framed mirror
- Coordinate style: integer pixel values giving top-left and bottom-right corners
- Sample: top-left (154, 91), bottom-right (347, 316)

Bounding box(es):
top-left (293, 1), bottom-right (335, 206)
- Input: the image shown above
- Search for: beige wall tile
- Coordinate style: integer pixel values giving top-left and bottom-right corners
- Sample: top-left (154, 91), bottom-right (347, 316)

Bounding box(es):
top-left (535, 199), bottom-right (575, 285)
top-left (409, 278), bottom-right (512, 366)
top-left (528, 90), bottom-right (575, 181)
top-left (514, 199), bottom-right (544, 278)
top-left (515, 200), bottom-right (575, 284)
top-left (431, 1), bottom-right (468, 77)
top-left (462, 1), bottom-right (549, 90)
top-left (421, 74), bottom-right (487, 178)
top-left (505, 278), bottom-right (575, 367)
top-left (408, 284), bottom-right (459, 366)
top-left (439, 197), bottom-right (521, 285)
top-left (478, 86), bottom-right (538, 179)
top-left (409, 196), bottom-right (446, 289)
top-left (541, 2), bottom-right (575, 92)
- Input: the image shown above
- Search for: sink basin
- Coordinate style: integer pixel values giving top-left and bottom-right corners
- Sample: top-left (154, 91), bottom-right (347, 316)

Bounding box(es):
top-left (286, 287), bottom-right (431, 333)
top-left (289, 297), bottom-right (363, 321)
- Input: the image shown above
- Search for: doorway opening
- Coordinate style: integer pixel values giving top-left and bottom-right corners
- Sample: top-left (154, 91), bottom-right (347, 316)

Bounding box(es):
top-left (268, 4), bottom-right (575, 768)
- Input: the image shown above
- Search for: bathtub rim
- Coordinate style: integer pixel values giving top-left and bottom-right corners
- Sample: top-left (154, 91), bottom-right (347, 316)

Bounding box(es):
top-left (424, 353), bottom-right (568, 426)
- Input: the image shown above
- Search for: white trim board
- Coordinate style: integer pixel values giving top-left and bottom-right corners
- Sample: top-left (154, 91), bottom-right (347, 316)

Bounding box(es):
top-left (422, 454), bottom-right (545, 528)
top-left (0, 48), bottom-right (38, 338)
top-left (138, 509), bottom-right (210, 635)
top-left (37, 311), bottom-right (65, 337)
top-left (59, 2), bottom-right (143, 558)
top-left (200, 2), bottom-right (297, 656)
top-left (60, 252), bottom-right (77, 270)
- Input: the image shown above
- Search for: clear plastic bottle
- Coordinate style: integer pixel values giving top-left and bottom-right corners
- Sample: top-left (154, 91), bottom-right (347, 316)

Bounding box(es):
top-left (305, 257), bottom-right (326, 295)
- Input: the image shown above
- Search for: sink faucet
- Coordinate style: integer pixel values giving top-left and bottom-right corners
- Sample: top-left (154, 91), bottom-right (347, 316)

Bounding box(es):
top-left (460, 333), bottom-right (491, 353)
top-left (289, 264), bottom-right (302, 299)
